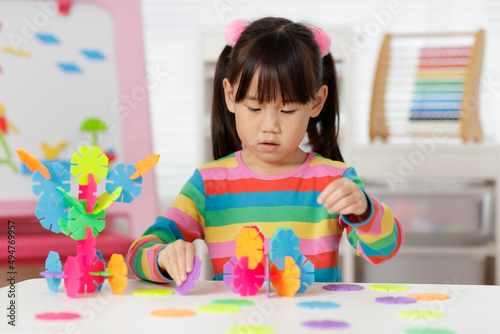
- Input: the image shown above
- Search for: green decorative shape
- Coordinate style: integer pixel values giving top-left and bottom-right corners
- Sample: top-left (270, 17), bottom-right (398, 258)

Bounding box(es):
top-left (398, 310), bottom-right (444, 319)
top-left (196, 305), bottom-right (240, 314)
top-left (70, 146), bottom-right (108, 185)
top-left (210, 299), bottom-right (254, 307)
top-left (58, 200), bottom-right (105, 240)
top-left (227, 326), bottom-right (276, 334)
top-left (89, 270), bottom-right (113, 277)
top-left (405, 329), bottom-right (454, 334)
top-left (56, 186), bottom-right (82, 210)
top-left (132, 289), bottom-right (173, 297)
top-left (81, 118), bottom-right (107, 146)
top-left (370, 284), bottom-right (409, 292)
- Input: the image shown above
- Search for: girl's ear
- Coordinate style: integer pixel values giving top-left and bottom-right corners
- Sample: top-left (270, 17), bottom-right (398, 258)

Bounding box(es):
top-left (223, 78), bottom-right (236, 113)
top-left (311, 85), bottom-right (328, 118)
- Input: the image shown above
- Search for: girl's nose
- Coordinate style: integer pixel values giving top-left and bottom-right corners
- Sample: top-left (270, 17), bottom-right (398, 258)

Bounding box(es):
top-left (261, 110), bottom-right (280, 133)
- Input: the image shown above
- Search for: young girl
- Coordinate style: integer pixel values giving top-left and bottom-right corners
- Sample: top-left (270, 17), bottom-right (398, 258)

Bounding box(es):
top-left (128, 17), bottom-right (404, 287)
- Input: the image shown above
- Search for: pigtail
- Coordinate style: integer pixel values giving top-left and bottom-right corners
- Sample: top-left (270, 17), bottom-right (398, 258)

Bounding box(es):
top-left (307, 54), bottom-right (344, 162)
top-left (211, 45), bottom-right (242, 160)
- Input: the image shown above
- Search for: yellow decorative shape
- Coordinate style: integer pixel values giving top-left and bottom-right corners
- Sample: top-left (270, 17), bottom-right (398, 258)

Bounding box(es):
top-left (196, 304), bottom-right (240, 314)
top-left (132, 289), bottom-right (172, 297)
top-left (41, 141), bottom-right (68, 160)
top-left (227, 326), bottom-right (276, 333)
top-left (107, 254), bottom-right (127, 295)
top-left (235, 226), bottom-right (264, 270)
top-left (92, 187), bottom-right (122, 214)
top-left (70, 146), bottom-right (108, 185)
top-left (398, 310), bottom-right (444, 319)
top-left (370, 284), bottom-right (409, 292)
top-left (270, 256), bottom-right (301, 297)
top-left (2, 46), bottom-right (30, 57)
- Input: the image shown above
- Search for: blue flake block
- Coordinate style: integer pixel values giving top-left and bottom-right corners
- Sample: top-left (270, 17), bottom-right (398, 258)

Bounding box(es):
top-left (269, 227), bottom-right (301, 270)
top-left (35, 33), bottom-right (60, 44)
top-left (32, 162), bottom-right (71, 202)
top-left (45, 251), bottom-right (63, 292)
top-left (106, 163), bottom-right (142, 203)
top-left (35, 194), bottom-right (68, 233)
top-left (58, 62), bottom-right (82, 73)
top-left (296, 254), bottom-right (315, 293)
top-left (81, 49), bottom-right (106, 60)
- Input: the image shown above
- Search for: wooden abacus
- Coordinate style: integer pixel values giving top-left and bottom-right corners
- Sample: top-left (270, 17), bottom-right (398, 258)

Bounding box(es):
top-left (369, 30), bottom-right (484, 142)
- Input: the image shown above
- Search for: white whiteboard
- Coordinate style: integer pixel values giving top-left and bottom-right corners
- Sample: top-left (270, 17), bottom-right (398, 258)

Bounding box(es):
top-left (0, 1), bottom-right (122, 200)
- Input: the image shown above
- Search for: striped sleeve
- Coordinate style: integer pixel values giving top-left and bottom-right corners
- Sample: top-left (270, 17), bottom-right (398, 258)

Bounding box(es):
top-left (338, 167), bottom-right (404, 265)
top-left (127, 169), bottom-right (206, 282)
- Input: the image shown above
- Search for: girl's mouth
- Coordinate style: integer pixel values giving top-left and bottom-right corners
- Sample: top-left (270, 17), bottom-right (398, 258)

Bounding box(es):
top-left (260, 141), bottom-right (279, 152)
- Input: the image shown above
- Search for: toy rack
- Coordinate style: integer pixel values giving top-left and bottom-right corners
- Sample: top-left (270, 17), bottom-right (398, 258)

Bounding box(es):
top-left (369, 30), bottom-right (484, 142)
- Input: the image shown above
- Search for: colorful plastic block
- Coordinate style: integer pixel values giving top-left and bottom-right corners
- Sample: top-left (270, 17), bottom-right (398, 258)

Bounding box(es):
top-left (35, 312), bottom-right (81, 321)
top-left (63, 256), bottom-right (81, 298)
top-left (92, 187), bottom-right (122, 214)
top-left (176, 255), bottom-right (202, 295)
top-left (58, 200), bottom-right (105, 240)
top-left (17, 149), bottom-right (51, 179)
top-left (129, 154), bottom-right (160, 180)
top-left (42, 251), bottom-right (63, 292)
top-left (32, 162), bottom-right (70, 202)
top-left (270, 256), bottom-right (301, 297)
top-left (78, 174), bottom-right (97, 213)
top-left (232, 256), bottom-right (264, 296)
top-left (70, 146), bottom-right (108, 185)
top-left (235, 226), bottom-right (264, 270)
top-left (35, 193), bottom-right (68, 233)
top-left (295, 254), bottom-right (314, 293)
top-left (106, 163), bottom-right (142, 203)
top-left (269, 227), bottom-right (301, 270)
top-left (108, 254), bottom-right (128, 295)
top-left (223, 255), bottom-right (239, 294)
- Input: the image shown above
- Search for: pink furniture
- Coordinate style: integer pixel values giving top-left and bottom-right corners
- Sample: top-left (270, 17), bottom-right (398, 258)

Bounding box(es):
top-left (0, 0), bottom-right (158, 265)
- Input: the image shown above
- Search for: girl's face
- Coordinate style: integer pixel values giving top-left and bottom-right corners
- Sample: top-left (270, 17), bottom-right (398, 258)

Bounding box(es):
top-left (223, 74), bottom-right (327, 173)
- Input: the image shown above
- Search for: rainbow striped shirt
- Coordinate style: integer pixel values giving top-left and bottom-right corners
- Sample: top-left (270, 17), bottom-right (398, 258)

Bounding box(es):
top-left (128, 151), bottom-right (404, 283)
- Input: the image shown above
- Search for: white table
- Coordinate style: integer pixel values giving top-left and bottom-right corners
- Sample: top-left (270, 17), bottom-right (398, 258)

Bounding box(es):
top-left (1, 279), bottom-right (499, 333)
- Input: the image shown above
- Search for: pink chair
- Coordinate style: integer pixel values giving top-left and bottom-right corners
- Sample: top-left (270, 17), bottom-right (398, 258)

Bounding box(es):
top-left (0, 0), bottom-right (158, 268)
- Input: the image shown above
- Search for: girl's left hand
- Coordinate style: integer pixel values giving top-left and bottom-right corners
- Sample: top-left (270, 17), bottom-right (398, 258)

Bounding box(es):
top-left (317, 178), bottom-right (370, 219)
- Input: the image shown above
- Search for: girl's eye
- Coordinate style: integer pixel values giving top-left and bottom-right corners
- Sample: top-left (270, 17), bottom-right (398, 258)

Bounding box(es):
top-left (281, 110), bottom-right (296, 114)
top-left (248, 107), bottom-right (260, 112)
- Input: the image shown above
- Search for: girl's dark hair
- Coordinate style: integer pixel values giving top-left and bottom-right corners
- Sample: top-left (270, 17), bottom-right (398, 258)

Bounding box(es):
top-left (211, 17), bottom-right (343, 162)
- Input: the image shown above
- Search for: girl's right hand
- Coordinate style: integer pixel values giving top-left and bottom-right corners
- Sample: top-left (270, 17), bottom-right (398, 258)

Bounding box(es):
top-left (158, 240), bottom-right (195, 286)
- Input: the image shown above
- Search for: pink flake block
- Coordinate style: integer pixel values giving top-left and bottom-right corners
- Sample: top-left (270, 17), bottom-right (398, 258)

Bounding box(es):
top-left (78, 174), bottom-right (97, 213)
top-left (76, 227), bottom-right (104, 293)
top-left (35, 312), bottom-right (81, 321)
top-left (63, 256), bottom-right (81, 298)
top-left (232, 256), bottom-right (264, 297)
top-left (77, 226), bottom-right (97, 267)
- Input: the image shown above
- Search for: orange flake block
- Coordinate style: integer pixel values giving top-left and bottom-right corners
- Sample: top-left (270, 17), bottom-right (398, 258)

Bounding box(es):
top-left (150, 309), bottom-right (196, 318)
top-left (107, 254), bottom-right (127, 295)
top-left (16, 149), bottom-right (51, 179)
top-left (406, 293), bottom-right (450, 301)
top-left (235, 226), bottom-right (264, 270)
top-left (270, 256), bottom-right (301, 297)
top-left (129, 154), bottom-right (160, 180)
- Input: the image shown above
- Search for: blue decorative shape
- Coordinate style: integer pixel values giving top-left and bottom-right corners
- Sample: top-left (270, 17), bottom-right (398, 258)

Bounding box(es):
top-left (106, 163), bottom-right (142, 203)
top-left (45, 251), bottom-right (63, 292)
top-left (35, 33), bottom-right (60, 44)
top-left (296, 254), bottom-right (315, 293)
top-left (58, 62), bottom-right (82, 73)
top-left (81, 49), bottom-right (106, 60)
top-left (32, 162), bottom-right (71, 203)
top-left (296, 301), bottom-right (340, 309)
top-left (35, 194), bottom-right (68, 233)
top-left (269, 227), bottom-right (301, 270)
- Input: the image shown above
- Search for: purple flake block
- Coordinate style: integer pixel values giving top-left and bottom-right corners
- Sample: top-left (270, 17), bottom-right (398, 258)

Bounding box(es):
top-left (323, 284), bottom-right (364, 291)
top-left (376, 296), bottom-right (417, 304)
top-left (176, 256), bottom-right (201, 295)
top-left (302, 320), bottom-right (349, 329)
